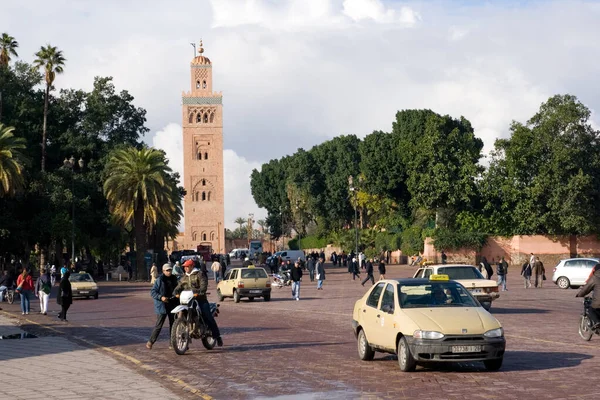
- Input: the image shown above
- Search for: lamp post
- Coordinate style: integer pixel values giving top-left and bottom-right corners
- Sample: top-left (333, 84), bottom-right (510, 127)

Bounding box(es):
top-left (295, 200), bottom-right (302, 252)
top-left (348, 175), bottom-right (358, 259)
top-left (64, 156), bottom-right (85, 265)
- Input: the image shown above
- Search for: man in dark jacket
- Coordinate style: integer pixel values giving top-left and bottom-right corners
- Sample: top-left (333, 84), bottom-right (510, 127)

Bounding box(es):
top-left (576, 264), bottom-right (600, 329)
top-left (290, 261), bottom-right (303, 300)
top-left (147, 263), bottom-right (179, 349)
top-left (307, 256), bottom-right (315, 282)
top-left (174, 259), bottom-right (222, 346)
top-left (361, 258), bottom-right (375, 286)
top-left (316, 257), bottom-right (326, 290)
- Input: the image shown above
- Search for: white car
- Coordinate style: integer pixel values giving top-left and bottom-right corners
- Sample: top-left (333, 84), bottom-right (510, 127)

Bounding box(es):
top-left (552, 258), bottom-right (599, 289)
top-left (413, 264), bottom-right (500, 310)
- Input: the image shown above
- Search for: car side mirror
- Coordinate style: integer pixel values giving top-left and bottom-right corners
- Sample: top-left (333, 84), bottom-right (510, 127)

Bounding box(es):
top-left (382, 304), bottom-right (394, 314)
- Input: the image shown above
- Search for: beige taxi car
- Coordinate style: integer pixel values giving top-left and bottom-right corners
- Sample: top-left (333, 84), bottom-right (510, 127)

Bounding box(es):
top-left (217, 265), bottom-right (271, 303)
top-left (69, 272), bottom-right (99, 299)
top-left (413, 264), bottom-right (499, 310)
top-left (352, 275), bottom-right (505, 372)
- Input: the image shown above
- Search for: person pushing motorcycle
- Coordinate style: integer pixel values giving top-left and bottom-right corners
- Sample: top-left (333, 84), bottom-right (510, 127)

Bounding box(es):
top-left (576, 263), bottom-right (600, 329)
top-left (174, 259), bottom-right (223, 346)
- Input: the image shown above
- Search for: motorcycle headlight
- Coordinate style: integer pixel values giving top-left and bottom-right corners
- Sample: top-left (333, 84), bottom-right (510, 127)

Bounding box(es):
top-left (484, 328), bottom-right (504, 338)
top-left (413, 330), bottom-right (445, 340)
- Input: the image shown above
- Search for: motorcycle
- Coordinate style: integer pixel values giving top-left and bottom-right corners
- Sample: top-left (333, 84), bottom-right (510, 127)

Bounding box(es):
top-left (578, 297), bottom-right (600, 341)
top-left (1, 286), bottom-right (18, 304)
top-left (170, 290), bottom-right (220, 355)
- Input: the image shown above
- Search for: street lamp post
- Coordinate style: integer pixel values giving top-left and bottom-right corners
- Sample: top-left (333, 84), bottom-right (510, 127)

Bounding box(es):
top-left (64, 156), bottom-right (85, 265)
top-left (295, 200), bottom-right (301, 252)
top-left (348, 176), bottom-right (358, 259)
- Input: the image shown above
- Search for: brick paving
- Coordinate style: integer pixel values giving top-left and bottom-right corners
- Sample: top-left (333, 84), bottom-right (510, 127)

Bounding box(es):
top-left (1, 262), bottom-right (600, 399)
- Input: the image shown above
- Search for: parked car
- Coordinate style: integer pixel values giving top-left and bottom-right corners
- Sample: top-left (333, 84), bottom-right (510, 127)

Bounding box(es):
top-left (552, 258), bottom-right (600, 289)
top-left (273, 250), bottom-right (305, 263)
top-left (217, 265), bottom-right (271, 303)
top-left (413, 264), bottom-right (499, 310)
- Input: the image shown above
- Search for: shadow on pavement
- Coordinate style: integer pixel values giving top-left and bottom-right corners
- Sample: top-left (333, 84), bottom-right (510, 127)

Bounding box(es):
top-left (225, 341), bottom-right (348, 353)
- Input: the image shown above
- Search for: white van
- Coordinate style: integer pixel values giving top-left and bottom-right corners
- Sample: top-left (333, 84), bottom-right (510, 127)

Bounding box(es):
top-left (274, 250), bottom-right (305, 262)
top-left (228, 248), bottom-right (248, 259)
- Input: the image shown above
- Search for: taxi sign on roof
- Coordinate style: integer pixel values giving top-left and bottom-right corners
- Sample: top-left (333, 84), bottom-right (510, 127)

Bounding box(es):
top-left (429, 274), bottom-right (449, 281)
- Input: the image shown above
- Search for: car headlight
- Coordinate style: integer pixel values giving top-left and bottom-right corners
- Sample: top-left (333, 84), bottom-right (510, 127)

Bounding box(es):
top-left (484, 328), bottom-right (504, 338)
top-left (413, 330), bottom-right (445, 340)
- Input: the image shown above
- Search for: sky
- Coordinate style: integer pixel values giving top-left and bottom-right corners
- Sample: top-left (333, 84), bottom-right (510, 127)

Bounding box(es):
top-left (2, 0), bottom-right (600, 230)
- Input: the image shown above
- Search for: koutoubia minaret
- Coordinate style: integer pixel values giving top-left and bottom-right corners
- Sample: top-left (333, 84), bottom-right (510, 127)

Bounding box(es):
top-left (181, 40), bottom-right (225, 254)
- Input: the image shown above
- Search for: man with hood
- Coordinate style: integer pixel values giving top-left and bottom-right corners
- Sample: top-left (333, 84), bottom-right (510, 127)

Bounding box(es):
top-left (174, 259), bottom-right (223, 346)
top-left (577, 263), bottom-right (600, 330)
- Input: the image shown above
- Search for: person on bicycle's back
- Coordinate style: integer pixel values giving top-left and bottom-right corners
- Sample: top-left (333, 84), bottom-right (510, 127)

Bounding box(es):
top-left (577, 263), bottom-right (600, 329)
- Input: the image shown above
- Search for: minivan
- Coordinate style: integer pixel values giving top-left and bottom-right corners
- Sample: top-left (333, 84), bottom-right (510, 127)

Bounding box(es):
top-left (273, 250), bottom-right (306, 263)
top-left (552, 257), bottom-right (599, 289)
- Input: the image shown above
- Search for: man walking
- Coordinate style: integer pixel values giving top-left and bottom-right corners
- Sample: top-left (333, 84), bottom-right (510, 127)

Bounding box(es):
top-left (316, 257), bottom-right (326, 290)
top-left (497, 256), bottom-right (508, 291)
top-left (291, 261), bottom-right (303, 300)
top-left (351, 258), bottom-right (360, 281)
top-left (378, 258), bottom-right (386, 280)
top-left (147, 263), bottom-right (178, 349)
top-left (307, 256), bottom-right (315, 282)
top-left (532, 257), bottom-right (545, 288)
top-left (361, 258), bottom-right (375, 286)
top-left (521, 260), bottom-right (532, 289)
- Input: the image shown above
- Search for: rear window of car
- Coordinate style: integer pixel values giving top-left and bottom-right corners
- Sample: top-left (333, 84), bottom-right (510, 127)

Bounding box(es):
top-left (437, 266), bottom-right (483, 280)
top-left (241, 268), bottom-right (268, 279)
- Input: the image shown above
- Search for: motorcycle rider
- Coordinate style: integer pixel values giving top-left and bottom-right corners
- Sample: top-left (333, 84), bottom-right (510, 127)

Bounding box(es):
top-left (174, 259), bottom-right (223, 346)
top-left (576, 263), bottom-right (600, 329)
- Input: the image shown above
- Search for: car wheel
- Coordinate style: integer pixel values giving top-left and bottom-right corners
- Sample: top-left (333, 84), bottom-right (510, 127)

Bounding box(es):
top-left (579, 315), bottom-right (594, 341)
top-left (94, 293), bottom-right (99, 300)
top-left (357, 329), bottom-right (375, 361)
top-left (484, 358), bottom-right (503, 371)
top-left (248, 297), bottom-right (254, 302)
top-left (557, 277), bottom-right (570, 289)
top-left (217, 289), bottom-right (224, 302)
top-left (397, 337), bottom-right (416, 372)
top-left (264, 294), bottom-right (271, 301)
top-left (233, 290), bottom-right (240, 303)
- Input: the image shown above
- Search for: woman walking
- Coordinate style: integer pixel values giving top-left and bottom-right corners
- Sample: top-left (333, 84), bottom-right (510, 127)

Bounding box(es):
top-left (16, 268), bottom-right (34, 315)
top-left (150, 263), bottom-right (158, 285)
top-left (35, 267), bottom-right (52, 315)
top-left (378, 258), bottom-right (386, 280)
top-left (57, 270), bottom-right (73, 322)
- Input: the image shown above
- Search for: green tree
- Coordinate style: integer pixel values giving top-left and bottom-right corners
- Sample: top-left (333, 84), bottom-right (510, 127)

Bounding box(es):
top-left (33, 45), bottom-right (66, 171)
top-left (0, 33), bottom-right (19, 122)
top-left (103, 147), bottom-right (178, 280)
top-left (234, 217), bottom-right (246, 233)
top-left (0, 124), bottom-right (26, 197)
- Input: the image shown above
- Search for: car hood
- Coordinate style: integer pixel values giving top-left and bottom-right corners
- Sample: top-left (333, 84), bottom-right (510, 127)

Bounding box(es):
top-left (454, 279), bottom-right (497, 289)
top-left (403, 307), bottom-right (500, 335)
top-left (71, 282), bottom-right (97, 289)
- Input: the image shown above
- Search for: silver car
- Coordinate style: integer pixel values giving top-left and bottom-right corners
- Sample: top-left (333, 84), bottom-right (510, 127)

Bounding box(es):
top-left (552, 258), bottom-right (599, 289)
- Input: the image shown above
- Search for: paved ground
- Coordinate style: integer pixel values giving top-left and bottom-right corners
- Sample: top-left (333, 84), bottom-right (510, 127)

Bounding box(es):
top-left (1, 262), bottom-right (599, 399)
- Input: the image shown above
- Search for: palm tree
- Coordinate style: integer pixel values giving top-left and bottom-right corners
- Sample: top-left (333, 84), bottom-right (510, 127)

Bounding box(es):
top-left (103, 147), bottom-right (178, 280)
top-left (0, 124), bottom-right (26, 197)
top-left (0, 33), bottom-right (19, 123)
top-left (257, 219), bottom-right (266, 235)
top-left (33, 45), bottom-right (65, 171)
top-left (234, 217), bottom-right (246, 233)
top-left (0, 33), bottom-right (18, 67)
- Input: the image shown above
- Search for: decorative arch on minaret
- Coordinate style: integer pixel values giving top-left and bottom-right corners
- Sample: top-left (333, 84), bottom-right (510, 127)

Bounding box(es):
top-left (191, 178), bottom-right (216, 201)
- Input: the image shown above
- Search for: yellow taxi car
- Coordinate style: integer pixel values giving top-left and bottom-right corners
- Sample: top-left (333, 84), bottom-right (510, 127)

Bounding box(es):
top-left (217, 265), bottom-right (271, 303)
top-left (69, 272), bottom-right (99, 299)
top-left (413, 264), bottom-right (500, 310)
top-left (352, 275), bottom-right (505, 372)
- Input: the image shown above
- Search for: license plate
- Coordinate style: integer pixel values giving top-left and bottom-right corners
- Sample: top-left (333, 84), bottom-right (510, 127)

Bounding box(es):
top-left (452, 345), bottom-right (481, 353)
top-left (250, 290), bottom-right (262, 294)
top-left (79, 291), bottom-right (89, 294)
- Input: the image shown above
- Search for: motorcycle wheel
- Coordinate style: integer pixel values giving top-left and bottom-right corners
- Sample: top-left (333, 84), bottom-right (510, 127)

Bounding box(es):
top-left (171, 318), bottom-right (190, 355)
top-left (7, 291), bottom-right (14, 304)
top-left (202, 336), bottom-right (216, 350)
top-left (579, 315), bottom-right (593, 341)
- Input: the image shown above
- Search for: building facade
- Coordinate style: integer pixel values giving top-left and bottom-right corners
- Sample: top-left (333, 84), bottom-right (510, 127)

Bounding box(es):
top-left (181, 42), bottom-right (225, 254)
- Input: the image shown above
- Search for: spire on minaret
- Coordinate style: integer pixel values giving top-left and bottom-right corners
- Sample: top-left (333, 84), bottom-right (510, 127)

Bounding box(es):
top-left (199, 39), bottom-right (204, 55)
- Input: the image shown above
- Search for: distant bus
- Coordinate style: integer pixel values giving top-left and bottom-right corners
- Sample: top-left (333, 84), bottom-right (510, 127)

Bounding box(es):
top-left (249, 240), bottom-right (263, 259)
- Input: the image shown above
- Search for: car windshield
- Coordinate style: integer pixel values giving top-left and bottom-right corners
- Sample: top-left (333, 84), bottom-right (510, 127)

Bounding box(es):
top-left (398, 281), bottom-right (479, 308)
top-left (69, 274), bottom-right (94, 282)
top-left (241, 268), bottom-right (268, 279)
top-left (437, 266), bottom-right (484, 280)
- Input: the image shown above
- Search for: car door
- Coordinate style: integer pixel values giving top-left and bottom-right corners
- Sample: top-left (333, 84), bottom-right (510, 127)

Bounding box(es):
top-left (565, 260), bottom-right (585, 285)
top-left (576, 260), bottom-right (596, 285)
top-left (361, 283), bottom-right (386, 346)
top-left (378, 283), bottom-right (398, 350)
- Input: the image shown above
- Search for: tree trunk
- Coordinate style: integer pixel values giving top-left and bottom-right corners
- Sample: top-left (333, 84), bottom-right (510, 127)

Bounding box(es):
top-left (41, 84), bottom-right (49, 172)
top-left (0, 90), bottom-right (3, 123)
top-left (134, 204), bottom-right (147, 281)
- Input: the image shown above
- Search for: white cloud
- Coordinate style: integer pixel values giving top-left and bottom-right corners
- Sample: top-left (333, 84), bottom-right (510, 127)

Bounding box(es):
top-left (342, 0), bottom-right (420, 25)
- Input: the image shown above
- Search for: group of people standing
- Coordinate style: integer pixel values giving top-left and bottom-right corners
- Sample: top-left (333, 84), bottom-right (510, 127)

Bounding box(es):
top-left (478, 253), bottom-right (546, 291)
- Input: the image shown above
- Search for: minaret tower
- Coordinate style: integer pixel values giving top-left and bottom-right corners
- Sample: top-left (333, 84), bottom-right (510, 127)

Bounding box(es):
top-left (181, 40), bottom-right (225, 254)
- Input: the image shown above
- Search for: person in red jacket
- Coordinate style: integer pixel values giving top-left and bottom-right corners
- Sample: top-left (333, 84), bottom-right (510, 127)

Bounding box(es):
top-left (16, 268), bottom-right (34, 315)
